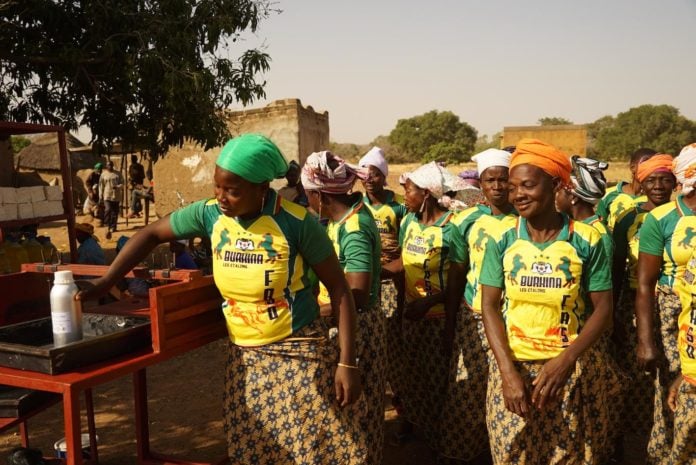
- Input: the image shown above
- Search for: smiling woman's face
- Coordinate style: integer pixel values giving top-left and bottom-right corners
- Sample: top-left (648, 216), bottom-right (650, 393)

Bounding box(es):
top-left (508, 164), bottom-right (558, 219)
top-left (213, 166), bottom-right (266, 218)
top-left (641, 171), bottom-right (676, 207)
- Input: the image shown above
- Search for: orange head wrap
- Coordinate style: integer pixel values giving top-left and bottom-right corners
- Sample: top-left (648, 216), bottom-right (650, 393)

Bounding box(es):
top-left (509, 138), bottom-right (572, 186)
top-left (636, 154), bottom-right (673, 182)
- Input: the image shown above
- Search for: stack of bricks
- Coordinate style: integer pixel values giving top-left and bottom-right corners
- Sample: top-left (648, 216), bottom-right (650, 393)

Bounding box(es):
top-left (0, 186), bottom-right (64, 222)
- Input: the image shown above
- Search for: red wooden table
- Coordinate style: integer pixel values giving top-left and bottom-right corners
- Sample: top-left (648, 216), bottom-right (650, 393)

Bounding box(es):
top-left (0, 265), bottom-right (228, 465)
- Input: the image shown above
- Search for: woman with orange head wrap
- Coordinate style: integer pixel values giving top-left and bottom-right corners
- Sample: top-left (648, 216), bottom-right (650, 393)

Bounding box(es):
top-left (611, 154), bottom-right (676, 457)
top-left (479, 139), bottom-right (619, 464)
top-left (636, 146), bottom-right (696, 464)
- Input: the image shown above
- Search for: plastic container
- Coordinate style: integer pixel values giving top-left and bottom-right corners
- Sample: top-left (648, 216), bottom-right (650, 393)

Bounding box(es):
top-left (50, 270), bottom-right (83, 346)
top-left (54, 433), bottom-right (98, 459)
top-left (37, 236), bottom-right (59, 264)
top-left (4, 238), bottom-right (29, 273)
top-left (0, 248), bottom-right (10, 274)
top-left (21, 234), bottom-right (44, 263)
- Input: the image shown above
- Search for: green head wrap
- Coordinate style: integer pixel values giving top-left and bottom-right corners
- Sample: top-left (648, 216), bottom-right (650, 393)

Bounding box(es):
top-left (216, 134), bottom-right (288, 183)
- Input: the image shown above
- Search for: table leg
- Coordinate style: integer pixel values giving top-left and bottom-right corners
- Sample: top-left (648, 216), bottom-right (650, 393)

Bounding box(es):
top-left (134, 369), bottom-right (151, 463)
top-left (63, 387), bottom-right (83, 465)
top-left (84, 389), bottom-right (98, 463)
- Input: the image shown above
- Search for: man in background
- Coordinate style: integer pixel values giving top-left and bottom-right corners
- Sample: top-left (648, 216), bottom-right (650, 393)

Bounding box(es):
top-left (99, 160), bottom-right (122, 239)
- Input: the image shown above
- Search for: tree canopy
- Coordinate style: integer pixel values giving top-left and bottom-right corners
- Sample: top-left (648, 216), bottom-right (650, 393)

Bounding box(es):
top-left (538, 116), bottom-right (573, 126)
top-left (0, 0), bottom-right (274, 159)
top-left (589, 105), bottom-right (696, 159)
top-left (388, 110), bottom-right (477, 163)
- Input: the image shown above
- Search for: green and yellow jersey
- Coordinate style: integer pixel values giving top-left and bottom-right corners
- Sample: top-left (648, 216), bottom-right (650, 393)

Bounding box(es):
top-left (170, 190), bottom-right (334, 347)
top-left (362, 190), bottom-right (407, 264)
top-left (400, 211), bottom-right (455, 318)
top-left (677, 250), bottom-right (696, 385)
top-left (639, 194), bottom-right (696, 287)
top-left (449, 205), bottom-right (517, 313)
top-left (582, 214), bottom-right (614, 265)
top-left (613, 203), bottom-right (649, 289)
top-left (318, 197), bottom-right (382, 309)
top-left (597, 181), bottom-right (647, 232)
top-left (479, 215), bottom-right (612, 361)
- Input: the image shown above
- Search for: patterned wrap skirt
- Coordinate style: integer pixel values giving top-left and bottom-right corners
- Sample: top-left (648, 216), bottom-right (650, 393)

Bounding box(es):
top-left (437, 306), bottom-right (490, 461)
top-left (486, 346), bottom-right (621, 465)
top-left (355, 305), bottom-right (387, 465)
top-left (223, 318), bottom-right (368, 465)
top-left (380, 278), bottom-right (404, 400)
top-left (400, 317), bottom-right (449, 450)
top-left (670, 379), bottom-right (696, 464)
top-left (613, 286), bottom-right (655, 436)
top-left (647, 286), bottom-right (683, 465)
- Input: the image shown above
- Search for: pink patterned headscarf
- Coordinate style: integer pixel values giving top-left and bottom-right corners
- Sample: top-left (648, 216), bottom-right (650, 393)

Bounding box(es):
top-left (301, 151), bottom-right (366, 194)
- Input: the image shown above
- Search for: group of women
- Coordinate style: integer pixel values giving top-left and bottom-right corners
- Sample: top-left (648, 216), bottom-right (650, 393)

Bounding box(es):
top-left (77, 134), bottom-right (696, 465)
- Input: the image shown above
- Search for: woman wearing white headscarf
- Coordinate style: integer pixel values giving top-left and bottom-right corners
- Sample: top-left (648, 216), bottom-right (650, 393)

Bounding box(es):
top-left (302, 150), bottom-right (386, 464)
top-left (388, 162), bottom-right (467, 454)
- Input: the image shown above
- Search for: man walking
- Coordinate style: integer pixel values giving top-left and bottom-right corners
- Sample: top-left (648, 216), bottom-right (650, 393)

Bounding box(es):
top-left (99, 160), bottom-right (123, 239)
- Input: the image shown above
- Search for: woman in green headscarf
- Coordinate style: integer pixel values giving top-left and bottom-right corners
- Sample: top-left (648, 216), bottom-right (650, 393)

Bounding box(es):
top-left (78, 134), bottom-right (365, 465)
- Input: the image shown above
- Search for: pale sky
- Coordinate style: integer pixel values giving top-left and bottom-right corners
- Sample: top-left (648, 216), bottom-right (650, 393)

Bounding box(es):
top-left (237, 0), bottom-right (696, 144)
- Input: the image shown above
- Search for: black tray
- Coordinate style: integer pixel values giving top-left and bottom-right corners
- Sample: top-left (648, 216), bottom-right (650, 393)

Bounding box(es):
top-left (0, 313), bottom-right (151, 374)
top-left (0, 385), bottom-right (59, 418)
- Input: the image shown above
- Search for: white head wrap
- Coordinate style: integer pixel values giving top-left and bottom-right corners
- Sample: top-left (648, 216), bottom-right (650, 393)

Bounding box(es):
top-left (407, 162), bottom-right (469, 208)
top-left (359, 146), bottom-right (388, 178)
top-left (673, 143), bottom-right (696, 194)
top-left (471, 148), bottom-right (512, 176)
top-left (301, 151), bottom-right (363, 194)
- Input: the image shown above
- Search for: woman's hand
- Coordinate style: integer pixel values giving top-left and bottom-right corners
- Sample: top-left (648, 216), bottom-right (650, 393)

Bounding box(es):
top-left (334, 366), bottom-right (361, 408)
top-left (667, 376), bottom-right (683, 412)
top-left (501, 368), bottom-right (530, 417)
top-left (75, 277), bottom-right (112, 302)
top-left (531, 353), bottom-right (575, 410)
top-left (637, 339), bottom-right (659, 374)
top-left (403, 298), bottom-right (432, 321)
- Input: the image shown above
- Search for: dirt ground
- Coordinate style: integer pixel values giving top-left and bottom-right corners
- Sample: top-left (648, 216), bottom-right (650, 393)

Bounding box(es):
top-left (0, 160), bottom-right (643, 464)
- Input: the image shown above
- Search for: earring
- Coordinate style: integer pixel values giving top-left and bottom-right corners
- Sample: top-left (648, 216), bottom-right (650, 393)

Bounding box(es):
top-left (419, 196), bottom-right (427, 214)
top-left (260, 192), bottom-right (266, 213)
top-left (318, 195), bottom-right (323, 222)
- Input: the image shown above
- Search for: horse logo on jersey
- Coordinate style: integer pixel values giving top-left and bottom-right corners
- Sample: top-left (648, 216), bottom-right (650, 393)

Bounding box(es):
top-left (679, 227), bottom-right (696, 249)
top-left (215, 228), bottom-right (231, 259)
top-left (234, 238), bottom-right (255, 251)
top-left (473, 228), bottom-right (488, 252)
top-left (555, 256), bottom-right (576, 288)
top-left (509, 254), bottom-right (528, 285)
top-left (259, 233), bottom-right (282, 264)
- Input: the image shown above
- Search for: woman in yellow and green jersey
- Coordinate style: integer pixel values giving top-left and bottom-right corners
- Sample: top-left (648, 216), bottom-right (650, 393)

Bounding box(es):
top-left (77, 135), bottom-right (365, 465)
top-left (637, 146), bottom-right (696, 465)
top-left (357, 146), bottom-right (408, 421)
top-left (611, 155), bottom-right (676, 449)
top-left (396, 161), bottom-right (464, 455)
top-left (480, 139), bottom-right (619, 465)
top-left (596, 147), bottom-right (655, 232)
top-left (442, 148), bottom-right (516, 463)
top-left (667, 248), bottom-right (696, 463)
top-left (302, 150), bottom-right (385, 465)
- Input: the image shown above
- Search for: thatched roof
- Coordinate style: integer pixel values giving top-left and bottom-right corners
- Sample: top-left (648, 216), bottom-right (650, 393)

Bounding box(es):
top-left (15, 132), bottom-right (99, 171)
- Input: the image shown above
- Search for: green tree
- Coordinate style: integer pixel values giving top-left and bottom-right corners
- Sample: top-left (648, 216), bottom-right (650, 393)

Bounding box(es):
top-left (10, 136), bottom-right (31, 154)
top-left (388, 110), bottom-right (477, 163)
top-left (474, 132), bottom-right (502, 153)
top-left (538, 117), bottom-right (573, 125)
top-left (591, 105), bottom-right (696, 159)
top-left (0, 0), bottom-right (274, 160)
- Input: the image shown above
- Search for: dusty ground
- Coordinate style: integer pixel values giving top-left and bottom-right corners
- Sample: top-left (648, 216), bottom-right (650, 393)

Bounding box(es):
top-left (0, 162), bottom-right (642, 464)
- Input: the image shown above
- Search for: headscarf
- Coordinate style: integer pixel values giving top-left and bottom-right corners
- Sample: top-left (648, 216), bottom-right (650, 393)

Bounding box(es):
top-left (358, 147), bottom-right (388, 179)
top-left (636, 154), bottom-right (674, 183)
top-left (301, 151), bottom-right (364, 194)
top-left (288, 160), bottom-right (300, 170)
top-left (673, 143), bottom-right (696, 194)
top-left (216, 134), bottom-right (288, 183)
top-left (94, 162), bottom-right (103, 170)
top-left (75, 223), bottom-right (98, 241)
top-left (510, 138), bottom-right (572, 186)
top-left (406, 162), bottom-right (468, 208)
top-left (458, 169), bottom-right (479, 181)
top-left (569, 156), bottom-right (608, 205)
top-left (471, 148), bottom-right (511, 175)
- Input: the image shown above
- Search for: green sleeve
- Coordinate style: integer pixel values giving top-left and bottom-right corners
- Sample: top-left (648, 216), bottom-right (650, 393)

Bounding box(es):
top-left (584, 237), bottom-right (612, 292)
top-left (612, 208), bottom-right (635, 258)
top-left (448, 220), bottom-right (469, 265)
top-left (638, 212), bottom-right (665, 257)
top-left (601, 233), bottom-right (615, 263)
top-left (340, 230), bottom-right (374, 273)
top-left (399, 214), bottom-right (412, 246)
top-left (596, 196), bottom-right (610, 222)
top-left (169, 199), bottom-right (211, 238)
top-left (478, 235), bottom-right (505, 289)
top-left (396, 203), bottom-right (408, 223)
top-left (298, 213), bottom-right (335, 265)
